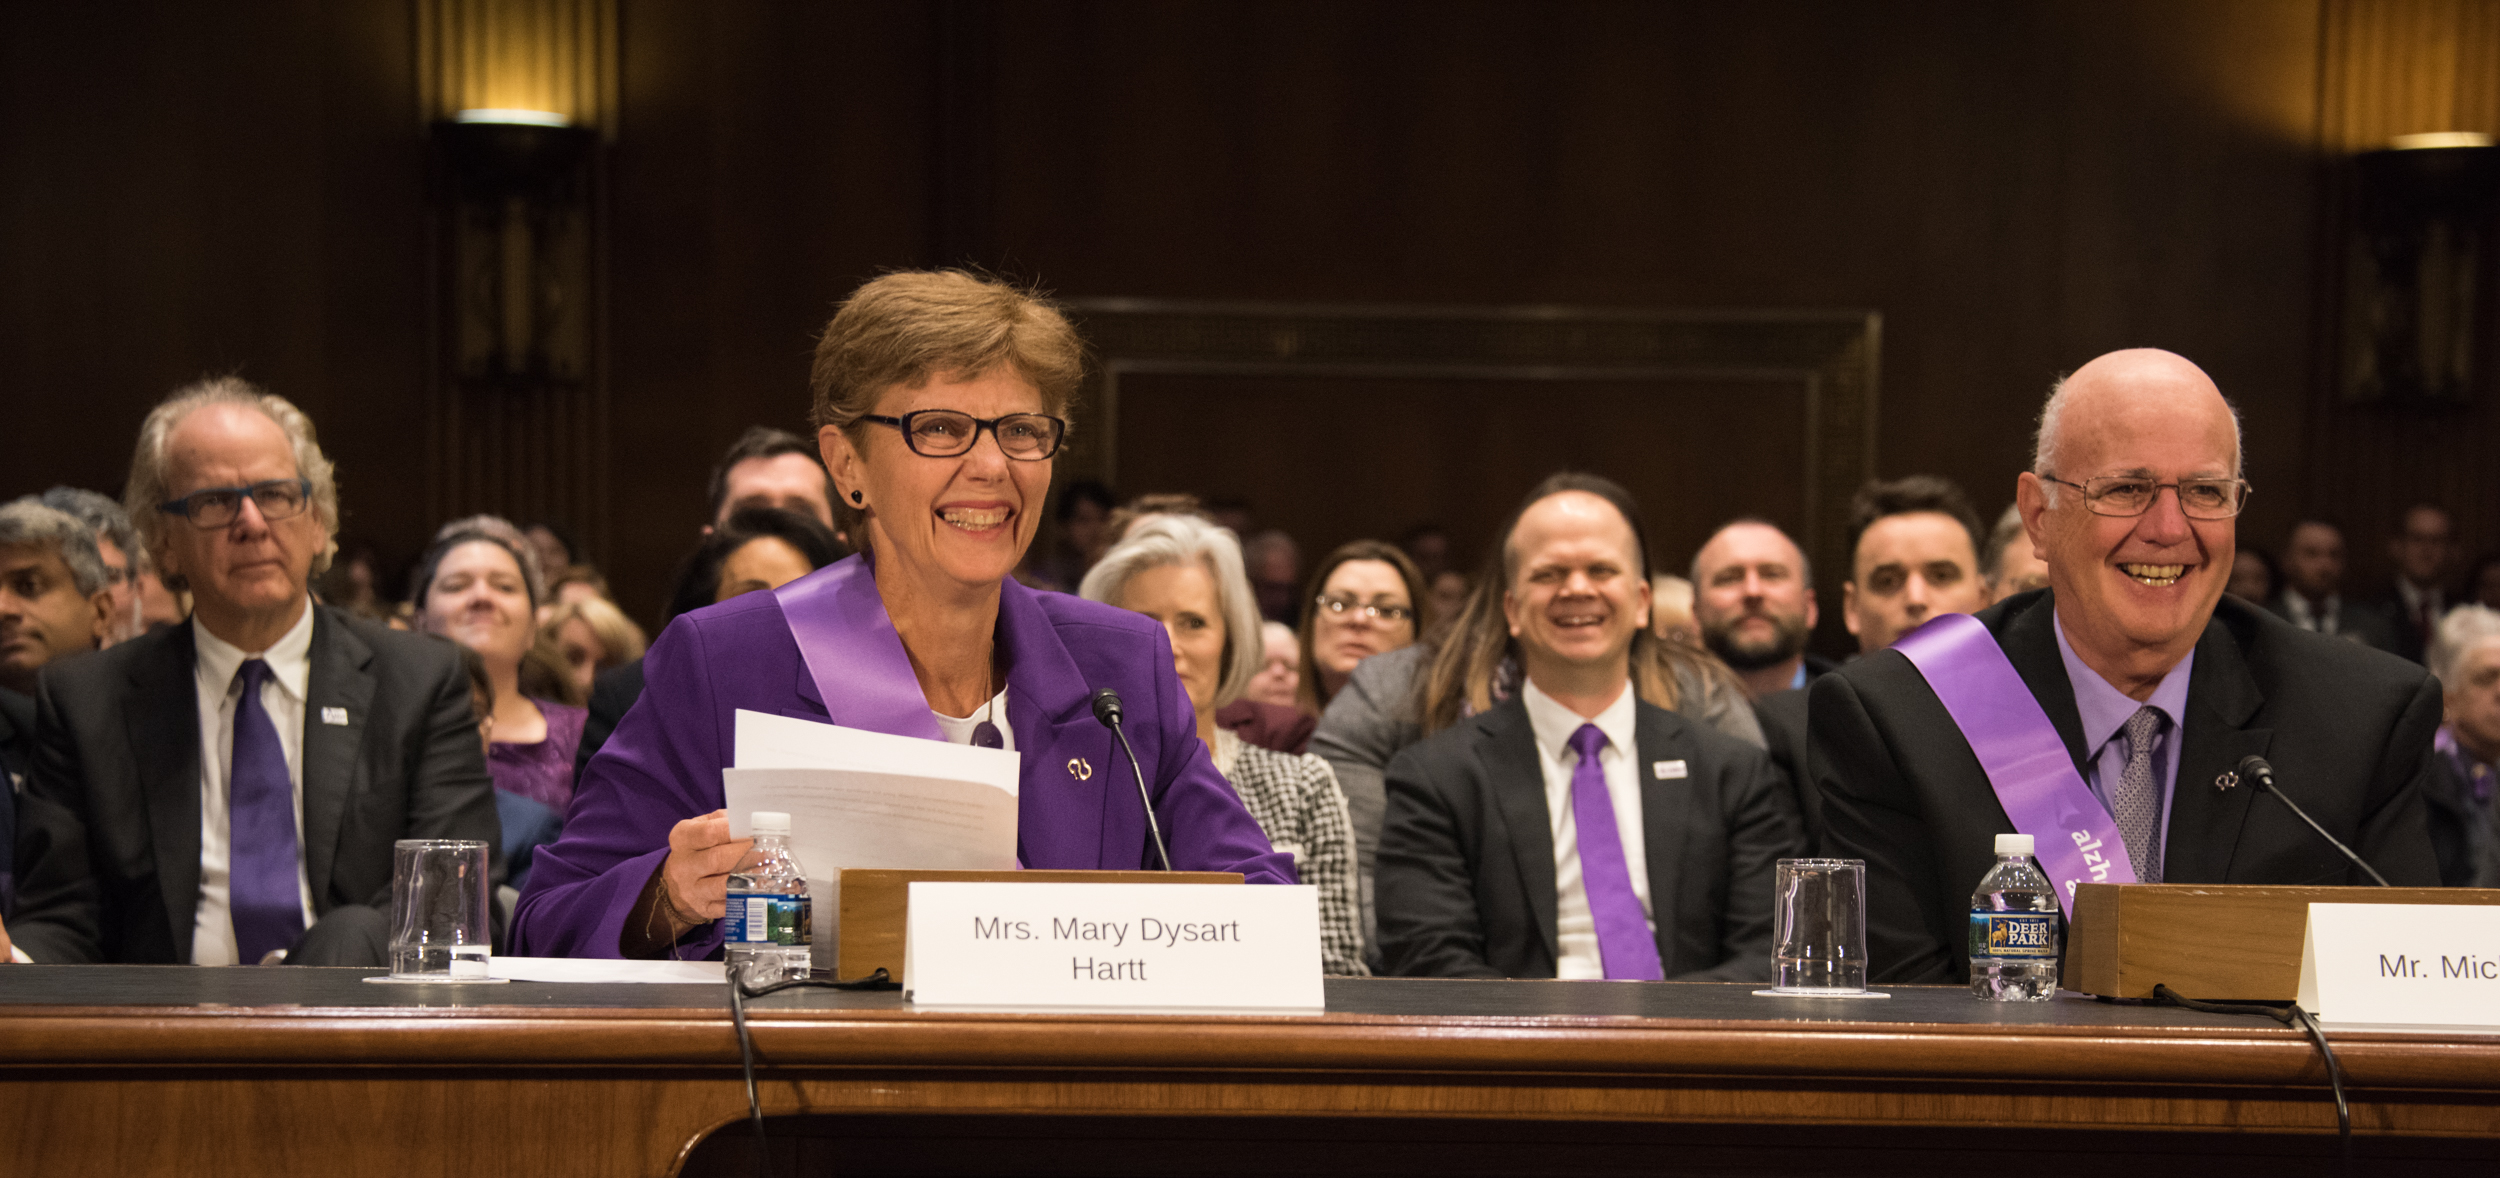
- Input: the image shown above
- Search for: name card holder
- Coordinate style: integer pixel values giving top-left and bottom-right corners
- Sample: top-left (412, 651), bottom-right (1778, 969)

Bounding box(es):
top-left (904, 880), bottom-right (1325, 1013)
top-left (2298, 902), bottom-right (2500, 1032)
top-left (2067, 883), bottom-right (2500, 1000)
top-left (834, 868), bottom-right (1238, 981)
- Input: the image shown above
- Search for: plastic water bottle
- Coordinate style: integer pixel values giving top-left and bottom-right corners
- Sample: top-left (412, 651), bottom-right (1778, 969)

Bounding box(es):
top-left (1969, 833), bottom-right (2061, 1001)
top-left (723, 811), bottom-right (811, 987)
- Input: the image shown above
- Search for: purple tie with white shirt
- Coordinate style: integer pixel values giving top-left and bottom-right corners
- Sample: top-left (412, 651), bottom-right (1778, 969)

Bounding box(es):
top-left (229, 659), bottom-right (304, 963)
top-left (1566, 723), bottom-right (1662, 980)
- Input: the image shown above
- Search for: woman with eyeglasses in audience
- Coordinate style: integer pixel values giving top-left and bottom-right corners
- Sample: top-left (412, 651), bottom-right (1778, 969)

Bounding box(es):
top-left (513, 269), bottom-right (1290, 961)
top-left (1082, 514), bottom-right (1369, 974)
top-left (1294, 540), bottom-right (1430, 718)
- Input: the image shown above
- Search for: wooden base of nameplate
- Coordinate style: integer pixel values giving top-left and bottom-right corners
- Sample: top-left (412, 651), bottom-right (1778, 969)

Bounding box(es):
top-left (835, 869), bottom-right (1241, 983)
top-left (2066, 882), bottom-right (2500, 1000)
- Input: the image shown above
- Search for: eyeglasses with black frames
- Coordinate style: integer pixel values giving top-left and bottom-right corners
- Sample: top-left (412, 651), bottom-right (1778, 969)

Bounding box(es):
top-left (156, 478), bottom-right (314, 530)
top-left (1314, 594), bottom-right (1415, 626)
top-left (2042, 475), bottom-right (2251, 520)
top-left (861, 410), bottom-right (1067, 461)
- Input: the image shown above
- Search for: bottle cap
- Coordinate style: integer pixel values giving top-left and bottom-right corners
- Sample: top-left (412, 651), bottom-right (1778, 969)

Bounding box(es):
top-left (751, 811), bottom-right (792, 836)
top-left (1994, 833), bottom-right (2034, 856)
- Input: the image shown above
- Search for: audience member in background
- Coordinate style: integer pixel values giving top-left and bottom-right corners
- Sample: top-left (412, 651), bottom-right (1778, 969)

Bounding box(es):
top-left (0, 670), bottom-right (31, 916)
top-left (1245, 528), bottom-right (1304, 625)
top-left (577, 506), bottom-right (847, 775)
top-left (1648, 574), bottom-right (1699, 647)
top-left (546, 565), bottom-right (610, 610)
top-left (2470, 553), bottom-right (2500, 613)
top-left (544, 596), bottom-right (648, 705)
top-left (1206, 497), bottom-right (1256, 540)
top-left (1296, 540), bottom-right (1428, 718)
top-left (314, 538), bottom-right (391, 622)
top-left (1081, 514), bottom-right (1367, 973)
top-left (0, 500), bottom-right (111, 701)
top-left (1815, 350), bottom-right (2440, 984)
top-left (1022, 479), bottom-right (1115, 591)
top-left (456, 644), bottom-right (560, 894)
top-left (2425, 607), bottom-right (2500, 887)
top-left (413, 516), bottom-right (586, 819)
top-left (1981, 503), bottom-right (2051, 602)
top-left (2271, 519), bottom-right (2399, 650)
top-left (1243, 620), bottom-right (1300, 708)
top-left (1689, 517), bottom-right (1829, 846)
top-left (9, 378), bottom-right (497, 966)
top-left (1840, 475), bottom-right (1988, 654)
top-left (1104, 492), bottom-right (1204, 547)
top-left (2373, 503), bottom-right (2457, 664)
top-left (1376, 478), bottom-right (1799, 980)
top-left (523, 522), bottom-right (578, 586)
top-left (1423, 569), bottom-right (1469, 641)
top-left (2228, 545), bottom-right (2279, 605)
top-left (1690, 519), bottom-right (1826, 700)
top-left (1312, 474), bottom-right (1763, 973)
top-left (39, 487), bottom-right (147, 645)
top-left (1400, 524), bottom-right (1455, 582)
top-left (707, 425), bottom-right (844, 542)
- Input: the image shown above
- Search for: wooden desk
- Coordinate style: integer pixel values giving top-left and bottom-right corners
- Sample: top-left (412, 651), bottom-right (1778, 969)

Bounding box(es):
top-left (0, 968), bottom-right (2493, 1176)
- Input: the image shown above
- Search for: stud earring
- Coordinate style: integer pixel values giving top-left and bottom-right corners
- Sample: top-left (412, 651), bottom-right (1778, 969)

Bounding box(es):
top-left (851, 490), bottom-right (864, 505)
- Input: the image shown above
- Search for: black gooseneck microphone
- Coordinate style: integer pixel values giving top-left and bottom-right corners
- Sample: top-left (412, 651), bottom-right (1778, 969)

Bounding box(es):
top-left (2237, 754), bottom-right (2391, 887)
top-left (1091, 688), bottom-right (1172, 871)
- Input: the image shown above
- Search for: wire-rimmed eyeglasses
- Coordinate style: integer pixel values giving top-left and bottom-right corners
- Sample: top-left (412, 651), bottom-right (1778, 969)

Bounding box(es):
top-left (2042, 475), bottom-right (2251, 520)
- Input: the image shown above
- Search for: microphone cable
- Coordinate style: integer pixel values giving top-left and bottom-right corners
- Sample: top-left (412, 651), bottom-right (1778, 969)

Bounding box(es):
top-left (2152, 984), bottom-right (2354, 1172)
top-left (1091, 688), bottom-right (1171, 870)
top-left (724, 966), bottom-right (898, 1178)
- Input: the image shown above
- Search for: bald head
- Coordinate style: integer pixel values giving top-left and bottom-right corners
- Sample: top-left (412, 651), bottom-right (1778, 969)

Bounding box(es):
top-left (2034, 348), bottom-right (2240, 488)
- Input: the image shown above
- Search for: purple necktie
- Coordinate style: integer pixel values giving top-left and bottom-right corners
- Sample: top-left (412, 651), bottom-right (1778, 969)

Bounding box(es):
top-left (1566, 723), bottom-right (1662, 980)
top-left (229, 659), bottom-right (304, 963)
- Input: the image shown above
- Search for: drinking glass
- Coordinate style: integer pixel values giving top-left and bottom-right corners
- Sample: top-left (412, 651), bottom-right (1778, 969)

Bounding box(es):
top-left (1762, 857), bottom-right (1880, 997)
top-left (383, 839), bottom-right (494, 981)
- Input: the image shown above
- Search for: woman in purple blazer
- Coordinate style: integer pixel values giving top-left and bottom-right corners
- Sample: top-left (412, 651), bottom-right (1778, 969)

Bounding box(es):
top-left (512, 272), bottom-right (1293, 960)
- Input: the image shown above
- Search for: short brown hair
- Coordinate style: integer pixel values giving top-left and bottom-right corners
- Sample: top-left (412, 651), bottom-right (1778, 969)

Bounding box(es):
top-left (808, 270), bottom-right (1085, 436)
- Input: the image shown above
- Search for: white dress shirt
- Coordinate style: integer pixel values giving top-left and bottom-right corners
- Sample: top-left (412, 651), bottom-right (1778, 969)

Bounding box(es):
top-left (2281, 591), bottom-right (2341, 635)
top-left (191, 604), bottom-right (319, 965)
top-left (930, 686), bottom-right (1015, 749)
top-left (1519, 677), bottom-right (1651, 980)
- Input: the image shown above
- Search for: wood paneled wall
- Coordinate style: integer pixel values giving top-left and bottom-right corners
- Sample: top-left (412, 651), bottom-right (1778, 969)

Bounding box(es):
top-left (3, 1), bottom-right (2494, 625)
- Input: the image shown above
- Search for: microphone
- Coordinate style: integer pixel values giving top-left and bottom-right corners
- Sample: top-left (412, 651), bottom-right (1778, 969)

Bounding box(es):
top-left (2236, 755), bottom-right (2391, 887)
top-left (1091, 688), bottom-right (1171, 871)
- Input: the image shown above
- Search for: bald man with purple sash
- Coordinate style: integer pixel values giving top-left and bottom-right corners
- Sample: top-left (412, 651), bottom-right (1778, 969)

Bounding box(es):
top-left (512, 273), bottom-right (1290, 961)
top-left (1812, 349), bottom-right (2441, 985)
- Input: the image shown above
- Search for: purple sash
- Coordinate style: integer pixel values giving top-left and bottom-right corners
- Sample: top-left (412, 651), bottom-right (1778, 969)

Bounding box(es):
top-left (1892, 613), bottom-right (2134, 915)
top-left (771, 555), bottom-right (946, 742)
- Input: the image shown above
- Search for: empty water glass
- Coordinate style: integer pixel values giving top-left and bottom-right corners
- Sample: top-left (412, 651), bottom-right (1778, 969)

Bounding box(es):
top-left (1767, 857), bottom-right (1875, 995)
top-left (386, 839), bottom-right (493, 981)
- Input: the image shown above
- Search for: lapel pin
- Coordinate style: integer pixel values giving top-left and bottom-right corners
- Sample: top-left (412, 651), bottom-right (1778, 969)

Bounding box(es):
top-left (2214, 770), bottom-right (2238, 792)
top-left (321, 707), bottom-right (350, 726)
top-left (1654, 759), bottom-right (1688, 780)
top-left (1067, 757), bottom-right (1093, 781)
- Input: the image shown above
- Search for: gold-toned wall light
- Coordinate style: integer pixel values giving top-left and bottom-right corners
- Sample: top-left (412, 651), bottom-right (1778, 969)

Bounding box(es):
top-left (2339, 132), bottom-right (2500, 405)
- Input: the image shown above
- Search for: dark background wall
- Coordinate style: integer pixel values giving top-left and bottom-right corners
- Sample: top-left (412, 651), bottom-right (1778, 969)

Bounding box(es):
top-left (4, 0), bottom-right (2493, 628)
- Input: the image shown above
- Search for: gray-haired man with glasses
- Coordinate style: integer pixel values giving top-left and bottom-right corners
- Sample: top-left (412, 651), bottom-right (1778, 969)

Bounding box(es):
top-left (4, 378), bottom-right (498, 967)
top-left (1812, 348), bottom-right (2441, 985)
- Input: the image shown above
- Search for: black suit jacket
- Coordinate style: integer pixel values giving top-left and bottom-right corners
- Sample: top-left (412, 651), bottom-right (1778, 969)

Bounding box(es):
top-left (1812, 590), bottom-right (2442, 984)
top-left (2265, 592), bottom-right (2402, 654)
top-left (1377, 694), bottom-right (1803, 981)
top-left (1751, 687), bottom-right (1818, 852)
top-left (573, 656), bottom-right (644, 781)
top-left (12, 605), bottom-right (501, 963)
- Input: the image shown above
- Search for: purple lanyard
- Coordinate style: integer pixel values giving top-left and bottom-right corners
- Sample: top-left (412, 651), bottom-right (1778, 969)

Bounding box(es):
top-left (771, 555), bottom-right (946, 742)
top-left (1891, 613), bottom-right (2136, 916)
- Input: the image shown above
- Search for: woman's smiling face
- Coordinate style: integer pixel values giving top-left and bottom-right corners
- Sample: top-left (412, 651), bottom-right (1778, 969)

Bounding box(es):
top-left (823, 368), bottom-right (1054, 591)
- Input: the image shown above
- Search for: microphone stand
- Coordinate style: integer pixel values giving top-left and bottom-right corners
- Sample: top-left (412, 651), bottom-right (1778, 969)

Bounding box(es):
top-left (2240, 756), bottom-right (2391, 887)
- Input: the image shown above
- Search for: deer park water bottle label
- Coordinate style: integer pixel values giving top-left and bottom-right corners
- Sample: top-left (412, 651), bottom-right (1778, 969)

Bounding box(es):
top-left (1969, 912), bottom-right (2059, 959)
top-left (904, 881), bottom-right (1323, 1012)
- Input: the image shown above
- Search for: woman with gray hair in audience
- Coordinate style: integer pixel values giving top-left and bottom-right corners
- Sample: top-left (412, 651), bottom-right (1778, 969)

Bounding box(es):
top-left (1080, 514), bottom-right (1369, 974)
top-left (2426, 605), bottom-right (2500, 887)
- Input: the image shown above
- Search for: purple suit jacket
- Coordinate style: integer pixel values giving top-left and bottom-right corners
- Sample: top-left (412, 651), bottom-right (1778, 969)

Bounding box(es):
top-left (510, 571), bottom-right (1295, 959)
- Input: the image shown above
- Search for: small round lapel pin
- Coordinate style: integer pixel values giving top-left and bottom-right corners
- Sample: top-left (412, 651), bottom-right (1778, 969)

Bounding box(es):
top-left (2214, 770), bottom-right (2239, 792)
top-left (1068, 757), bottom-right (1094, 781)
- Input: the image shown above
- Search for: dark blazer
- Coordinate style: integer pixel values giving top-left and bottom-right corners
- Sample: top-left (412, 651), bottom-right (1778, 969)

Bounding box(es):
top-left (2, 686), bottom-right (32, 913)
top-left (1812, 590), bottom-right (2442, 984)
top-left (2265, 591), bottom-right (2402, 654)
top-left (2363, 585), bottom-right (2441, 665)
top-left (12, 606), bottom-right (501, 963)
top-left (1377, 694), bottom-right (1802, 981)
top-left (1751, 686), bottom-right (1818, 851)
top-left (573, 656), bottom-right (644, 781)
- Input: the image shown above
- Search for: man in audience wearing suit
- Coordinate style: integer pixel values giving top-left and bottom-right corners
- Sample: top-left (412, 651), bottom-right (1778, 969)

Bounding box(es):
top-left (1377, 479), bottom-right (1801, 981)
top-left (1814, 348), bottom-right (2441, 984)
top-left (2371, 503), bottom-right (2457, 665)
top-left (1691, 518), bottom-right (1829, 848)
top-left (2270, 519), bottom-right (2400, 652)
top-left (5, 379), bottom-right (498, 966)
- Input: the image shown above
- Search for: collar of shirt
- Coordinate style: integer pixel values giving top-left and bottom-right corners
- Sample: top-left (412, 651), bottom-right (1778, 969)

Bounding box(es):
top-left (1519, 674), bottom-right (1638, 766)
top-left (1788, 661), bottom-right (1808, 692)
top-left (2052, 612), bottom-right (2193, 766)
top-left (192, 601), bottom-right (316, 703)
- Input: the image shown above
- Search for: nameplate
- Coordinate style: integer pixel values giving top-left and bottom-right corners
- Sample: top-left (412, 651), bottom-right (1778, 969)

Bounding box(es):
top-left (903, 881), bottom-right (1324, 1013)
top-left (2296, 902), bottom-right (2500, 1031)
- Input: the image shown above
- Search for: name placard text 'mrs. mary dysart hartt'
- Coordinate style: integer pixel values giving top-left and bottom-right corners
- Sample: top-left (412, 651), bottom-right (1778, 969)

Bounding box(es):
top-left (903, 882), bottom-right (1324, 1012)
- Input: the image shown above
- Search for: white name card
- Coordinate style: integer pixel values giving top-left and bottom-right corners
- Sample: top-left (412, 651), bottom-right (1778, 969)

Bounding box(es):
top-left (2296, 902), bottom-right (2500, 1031)
top-left (904, 881), bottom-right (1325, 1013)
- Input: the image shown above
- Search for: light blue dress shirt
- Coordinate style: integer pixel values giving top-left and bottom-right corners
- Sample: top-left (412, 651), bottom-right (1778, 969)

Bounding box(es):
top-left (2052, 615), bottom-right (2195, 869)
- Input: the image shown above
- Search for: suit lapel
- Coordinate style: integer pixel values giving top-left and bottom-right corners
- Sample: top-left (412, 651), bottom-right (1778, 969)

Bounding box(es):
top-left (1478, 702), bottom-right (1559, 961)
top-left (299, 608), bottom-right (375, 910)
top-left (997, 580), bottom-right (1108, 869)
top-left (127, 623), bottom-right (203, 962)
top-left (1634, 704), bottom-right (1694, 974)
top-left (2167, 614), bottom-right (2268, 883)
